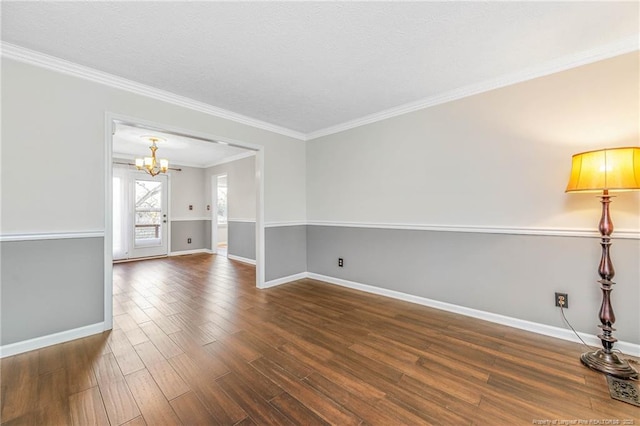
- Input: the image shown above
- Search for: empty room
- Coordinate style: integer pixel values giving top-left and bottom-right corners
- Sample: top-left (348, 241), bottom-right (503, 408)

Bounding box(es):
top-left (1, 2), bottom-right (639, 425)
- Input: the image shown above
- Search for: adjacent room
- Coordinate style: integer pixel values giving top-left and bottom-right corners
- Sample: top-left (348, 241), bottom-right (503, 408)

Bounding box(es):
top-left (1, 2), bottom-right (639, 424)
top-left (111, 122), bottom-right (257, 264)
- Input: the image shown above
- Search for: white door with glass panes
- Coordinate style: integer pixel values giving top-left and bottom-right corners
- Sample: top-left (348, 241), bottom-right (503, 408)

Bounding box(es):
top-left (113, 170), bottom-right (169, 260)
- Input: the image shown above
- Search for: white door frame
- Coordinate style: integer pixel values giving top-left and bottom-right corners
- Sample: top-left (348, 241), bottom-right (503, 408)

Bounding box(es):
top-left (104, 112), bottom-right (265, 330)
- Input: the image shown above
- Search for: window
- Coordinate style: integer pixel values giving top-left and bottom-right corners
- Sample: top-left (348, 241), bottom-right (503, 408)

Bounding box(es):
top-left (217, 175), bottom-right (228, 225)
top-left (134, 180), bottom-right (163, 244)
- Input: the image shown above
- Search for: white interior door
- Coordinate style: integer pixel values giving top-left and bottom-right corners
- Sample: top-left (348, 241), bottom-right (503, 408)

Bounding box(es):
top-left (130, 174), bottom-right (169, 259)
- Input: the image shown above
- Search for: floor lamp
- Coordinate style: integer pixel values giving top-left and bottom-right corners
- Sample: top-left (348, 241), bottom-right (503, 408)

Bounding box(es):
top-left (565, 146), bottom-right (640, 379)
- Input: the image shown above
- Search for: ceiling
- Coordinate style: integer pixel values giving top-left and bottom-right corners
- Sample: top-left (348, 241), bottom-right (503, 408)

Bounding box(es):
top-left (2, 2), bottom-right (639, 138)
top-left (113, 123), bottom-right (252, 168)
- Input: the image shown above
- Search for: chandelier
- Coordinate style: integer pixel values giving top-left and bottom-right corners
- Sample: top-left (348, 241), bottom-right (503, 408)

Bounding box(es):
top-left (135, 136), bottom-right (169, 177)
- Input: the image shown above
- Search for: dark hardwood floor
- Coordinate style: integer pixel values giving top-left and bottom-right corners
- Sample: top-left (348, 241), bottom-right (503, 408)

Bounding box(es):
top-left (1, 253), bottom-right (637, 425)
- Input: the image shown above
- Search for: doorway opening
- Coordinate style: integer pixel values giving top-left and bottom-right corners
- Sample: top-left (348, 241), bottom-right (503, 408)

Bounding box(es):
top-left (212, 174), bottom-right (228, 256)
top-left (104, 112), bottom-right (265, 330)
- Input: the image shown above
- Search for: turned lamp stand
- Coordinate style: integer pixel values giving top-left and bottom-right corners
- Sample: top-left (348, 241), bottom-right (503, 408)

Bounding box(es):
top-left (579, 190), bottom-right (638, 379)
top-left (566, 147), bottom-right (640, 379)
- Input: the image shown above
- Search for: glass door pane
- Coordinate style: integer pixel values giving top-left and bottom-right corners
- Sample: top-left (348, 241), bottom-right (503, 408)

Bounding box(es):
top-left (134, 179), bottom-right (163, 248)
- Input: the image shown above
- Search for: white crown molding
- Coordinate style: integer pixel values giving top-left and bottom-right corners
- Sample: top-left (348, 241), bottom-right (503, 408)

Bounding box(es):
top-left (3, 37), bottom-right (637, 142)
top-left (0, 322), bottom-right (105, 358)
top-left (205, 151), bottom-right (256, 168)
top-left (306, 221), bottom-right (640, 239)
top-left (0, 231), bottom-right (105, 242)
top-left (306, 35), bottom-right (640, 140)
top-left (1, 42), bottom-right (306, 141)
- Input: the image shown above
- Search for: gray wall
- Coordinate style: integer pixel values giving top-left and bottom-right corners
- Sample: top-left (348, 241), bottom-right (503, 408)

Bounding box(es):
top-left (303, 53), bottom-right (640, 347)
top-left (171, 220), bottom-right (212, 252)
top-left (1, 238), bottom-right (105, 346)
top-left (265, 225), bottom-right (307, 281)
top-left (306, 225), bottom-right (640, 344)
top-left (228, 221), bottom-right (256, 260)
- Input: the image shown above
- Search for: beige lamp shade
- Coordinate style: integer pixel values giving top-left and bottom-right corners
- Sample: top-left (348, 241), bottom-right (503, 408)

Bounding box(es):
top-left (566, 147), bottom-right (640, 193)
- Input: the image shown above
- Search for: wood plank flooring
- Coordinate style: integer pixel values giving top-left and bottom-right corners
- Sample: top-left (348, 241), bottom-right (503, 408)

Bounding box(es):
top-left (1, 253), bottom-right (638, 425)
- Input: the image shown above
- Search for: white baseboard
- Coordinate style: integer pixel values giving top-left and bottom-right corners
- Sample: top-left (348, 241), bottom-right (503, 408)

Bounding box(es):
top-left (262, 272), bottom-right (309, 289)
top-left (113, 254), bottom-right (169, 263)
top-left (5, 273), bottom-right (637, 359)
top-left (227, 254), bottom-right (256, 265)
top-left (0, 322), bottom-right (106, 358)
top-left (306, 272), bottom-right (640, 357)
top-left (169, 249), bottom-right (214, 256)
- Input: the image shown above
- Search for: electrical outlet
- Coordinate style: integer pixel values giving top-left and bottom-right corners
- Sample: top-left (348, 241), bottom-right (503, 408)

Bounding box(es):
top-left (338, 258), bottom-right (344, 267)
top-left (555, 292), bottom-right (568, 308)
top-left (187, 238), bottom-right (192, 244)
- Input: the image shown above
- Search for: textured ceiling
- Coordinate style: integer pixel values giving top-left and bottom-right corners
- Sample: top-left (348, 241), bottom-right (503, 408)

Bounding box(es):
top-left (2, 2), bottom-right (639, 136)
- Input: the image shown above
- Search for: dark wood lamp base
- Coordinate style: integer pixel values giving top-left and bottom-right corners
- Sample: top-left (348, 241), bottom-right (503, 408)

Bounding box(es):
top-left (581, 350), bottom-right (638, 380)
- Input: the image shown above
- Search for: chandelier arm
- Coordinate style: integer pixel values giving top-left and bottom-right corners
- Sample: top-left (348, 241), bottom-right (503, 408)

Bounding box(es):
top-left (113, 161), bottom-right (182, 172)
top-left (134, 137), bottom-right (169, 177)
